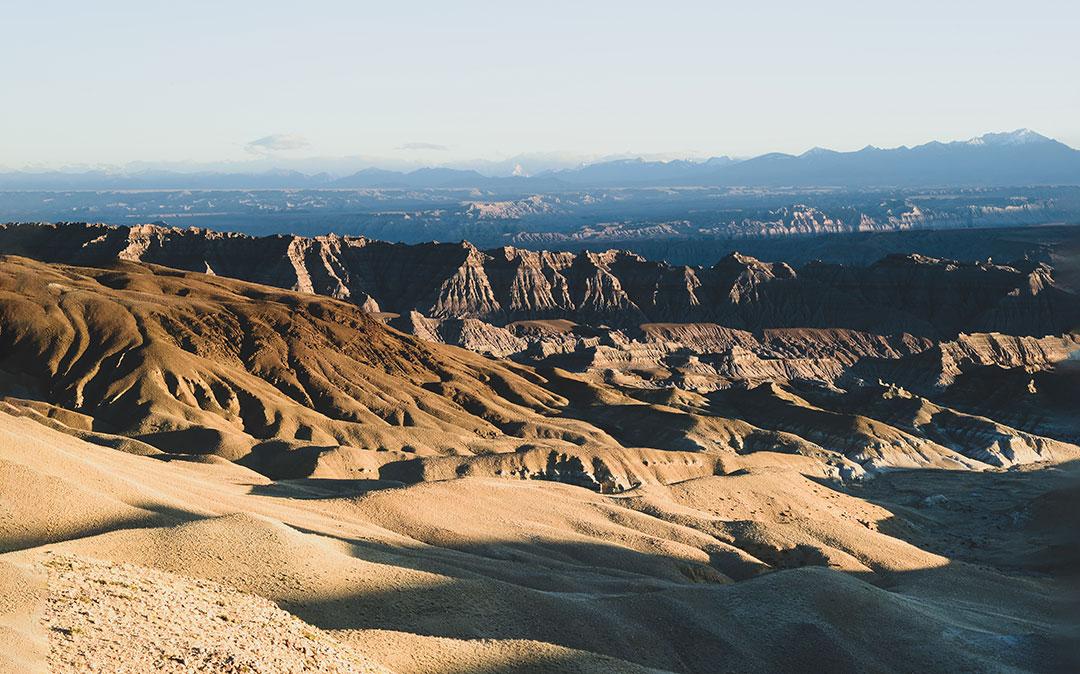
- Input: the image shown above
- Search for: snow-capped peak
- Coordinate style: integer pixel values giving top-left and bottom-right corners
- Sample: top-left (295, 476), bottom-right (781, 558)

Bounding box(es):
top-left (967, 129), bottom-right (1051, 146)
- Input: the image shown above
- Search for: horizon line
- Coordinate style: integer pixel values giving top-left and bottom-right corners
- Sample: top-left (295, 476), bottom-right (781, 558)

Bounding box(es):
top-left (2, 128), bottom-right (1068, 177)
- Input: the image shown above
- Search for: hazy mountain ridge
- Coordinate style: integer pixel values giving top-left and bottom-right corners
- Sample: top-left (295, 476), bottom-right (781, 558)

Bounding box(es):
top-left (4, 130), bottom-right (1078, 190)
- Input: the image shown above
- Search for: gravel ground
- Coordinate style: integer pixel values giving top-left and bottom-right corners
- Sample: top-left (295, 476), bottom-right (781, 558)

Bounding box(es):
top-left (42, 554), bottom-right (391, 673)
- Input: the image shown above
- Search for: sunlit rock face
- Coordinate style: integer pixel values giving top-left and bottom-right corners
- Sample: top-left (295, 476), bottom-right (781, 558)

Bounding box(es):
top-left (3, 222), bottom-right (1077, 338)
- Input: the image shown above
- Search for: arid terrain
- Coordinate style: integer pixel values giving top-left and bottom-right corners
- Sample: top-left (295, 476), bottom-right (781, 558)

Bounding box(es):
top-left (1, 222), bottom-right (1078, 673)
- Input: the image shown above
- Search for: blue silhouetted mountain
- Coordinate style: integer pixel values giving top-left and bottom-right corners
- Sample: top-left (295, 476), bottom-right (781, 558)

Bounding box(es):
top-left (3, 130), bottom-right (1077, 190)
top-left (690, 130), bottom-right (1080, 187)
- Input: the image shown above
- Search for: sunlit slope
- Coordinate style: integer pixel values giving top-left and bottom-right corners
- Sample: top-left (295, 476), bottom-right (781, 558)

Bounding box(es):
top-left (3, 411), bottom-right (1076, 673)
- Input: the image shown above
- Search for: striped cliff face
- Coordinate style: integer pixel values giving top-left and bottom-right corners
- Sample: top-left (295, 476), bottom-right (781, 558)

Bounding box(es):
top-left (2, 222), bottom-right (1077, 338)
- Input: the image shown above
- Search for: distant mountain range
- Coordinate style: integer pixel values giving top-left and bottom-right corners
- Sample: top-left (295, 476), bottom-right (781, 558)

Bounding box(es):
top-left (3, 130), bottom-right (1078, 191)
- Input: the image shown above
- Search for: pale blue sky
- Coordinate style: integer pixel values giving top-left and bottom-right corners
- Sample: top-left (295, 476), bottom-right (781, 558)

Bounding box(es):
top-left (2, 0), bottom-right (1077, 169)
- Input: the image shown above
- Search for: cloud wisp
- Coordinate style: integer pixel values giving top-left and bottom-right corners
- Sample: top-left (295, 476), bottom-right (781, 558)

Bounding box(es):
top-left (245, 134), bottom-right (311, 154)
top-left (396, 142), bottom-right (449, 151)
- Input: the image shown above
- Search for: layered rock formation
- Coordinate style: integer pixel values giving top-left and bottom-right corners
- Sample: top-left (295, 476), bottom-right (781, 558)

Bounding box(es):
top-left (3, 223), bottom-right (1078, 674)
top-left (1, 254), bottom-right (1075, 487)
top-left (3, 222), bottom-right (1077, 338)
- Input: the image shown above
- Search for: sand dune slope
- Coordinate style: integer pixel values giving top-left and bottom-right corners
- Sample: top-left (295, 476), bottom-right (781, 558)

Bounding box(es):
top-left (2, 411), bottom-right (1075, 673)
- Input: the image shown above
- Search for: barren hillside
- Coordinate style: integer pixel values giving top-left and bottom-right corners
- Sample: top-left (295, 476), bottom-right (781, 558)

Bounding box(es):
top-left (0, 237), bottom-right (1077, 673)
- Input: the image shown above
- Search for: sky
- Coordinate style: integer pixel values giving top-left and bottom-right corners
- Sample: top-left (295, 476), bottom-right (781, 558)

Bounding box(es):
top-left (1, 0), bottom-right (1078, 171)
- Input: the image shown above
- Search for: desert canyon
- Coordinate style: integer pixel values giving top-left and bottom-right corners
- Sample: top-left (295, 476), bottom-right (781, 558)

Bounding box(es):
top-left (0, 220), bottom-right (1076, 672)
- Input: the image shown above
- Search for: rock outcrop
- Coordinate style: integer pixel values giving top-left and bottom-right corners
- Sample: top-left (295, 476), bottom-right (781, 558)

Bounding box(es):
top-left (2, 222), bottom-right (1077, 338)
top-left (3, 255), bottom-right (1074, 482)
